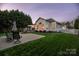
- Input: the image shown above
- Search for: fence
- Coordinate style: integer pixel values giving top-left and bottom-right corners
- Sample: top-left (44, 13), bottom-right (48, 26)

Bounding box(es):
top-left (62, 29), bottom-right (79, 35)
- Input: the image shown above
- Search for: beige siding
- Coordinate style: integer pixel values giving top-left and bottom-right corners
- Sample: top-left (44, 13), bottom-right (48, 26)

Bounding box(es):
top-left (35, 19), bottom-right (62, 31)
top-left (35, 19), bottom-right (48, 31)
top-left (49, 22), bottom-right (56, 31)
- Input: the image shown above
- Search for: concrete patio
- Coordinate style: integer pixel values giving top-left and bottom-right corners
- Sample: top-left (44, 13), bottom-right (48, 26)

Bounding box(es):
top-left (0, 33), bottom-right (44, 50)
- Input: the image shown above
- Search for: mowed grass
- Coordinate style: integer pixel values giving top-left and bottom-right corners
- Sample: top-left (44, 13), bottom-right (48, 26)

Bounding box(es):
top-left (0, 32), bottom-right (79, 56)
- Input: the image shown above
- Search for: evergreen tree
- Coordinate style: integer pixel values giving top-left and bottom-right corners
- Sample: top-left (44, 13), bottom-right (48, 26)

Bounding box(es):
top-left (0, 9), bottom-right (32, 32)
top-left (74, 16), bottom-right (79, 35)
top-left (74, 16), bottom-right (79, 29)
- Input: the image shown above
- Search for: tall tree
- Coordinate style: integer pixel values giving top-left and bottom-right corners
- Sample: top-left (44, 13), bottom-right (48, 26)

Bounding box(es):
top-left (74, 16), bottom-right (79, 35)
top-left (0, 9), bottom-right (32, 32)
top-left (74, 16), bottom-right (79, 29)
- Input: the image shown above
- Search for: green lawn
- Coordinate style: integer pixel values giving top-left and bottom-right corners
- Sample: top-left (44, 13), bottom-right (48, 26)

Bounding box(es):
top-left (0, 32), bottom-right (79, 56)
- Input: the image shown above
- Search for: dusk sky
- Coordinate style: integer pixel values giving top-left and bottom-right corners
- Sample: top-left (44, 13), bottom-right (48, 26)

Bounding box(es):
top-left (0, 3), bottom-right (79, 23)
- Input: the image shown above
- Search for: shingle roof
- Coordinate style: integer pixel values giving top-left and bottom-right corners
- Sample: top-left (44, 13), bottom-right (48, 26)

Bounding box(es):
top-left (46, 18), bottom-right (55, 22)
top-left (35, 17), bottom-right (62, 25)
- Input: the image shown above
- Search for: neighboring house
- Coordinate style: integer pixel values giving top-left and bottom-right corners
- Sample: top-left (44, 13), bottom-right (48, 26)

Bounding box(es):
top-left (69, 20), bottom-right (75, 28)
top-left (34, 17), bottom-right (62, 32)
top-left (65, 20), bottom-right (75, 29)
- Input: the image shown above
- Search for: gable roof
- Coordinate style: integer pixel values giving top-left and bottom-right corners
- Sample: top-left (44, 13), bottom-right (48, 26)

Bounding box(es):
top-left (46, 18), bottom-right (55, 22)
top-left (35, 17), bottom-right (62, 25)
top-left (35, 17), bottom-right (45, 24)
